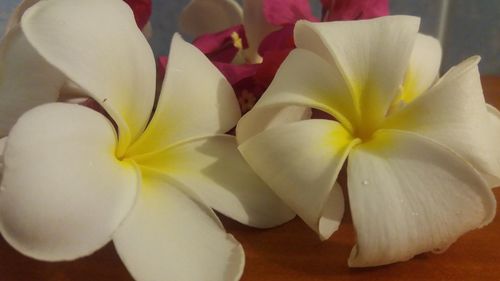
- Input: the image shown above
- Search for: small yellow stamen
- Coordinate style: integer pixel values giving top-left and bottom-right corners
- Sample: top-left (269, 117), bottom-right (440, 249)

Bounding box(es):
top-left (230, 31), bottom-right (243, 51)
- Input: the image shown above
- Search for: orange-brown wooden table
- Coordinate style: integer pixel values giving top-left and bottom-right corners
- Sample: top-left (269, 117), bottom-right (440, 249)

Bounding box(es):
top-left (1, 76), bottom-right (499, 281)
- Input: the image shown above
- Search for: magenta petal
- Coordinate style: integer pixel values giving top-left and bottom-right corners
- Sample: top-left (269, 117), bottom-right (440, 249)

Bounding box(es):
top-left (255, 49), bottom-right (292, 89)
top-left (322, 0), bottom-right (389, 21)
top-left (263, 0), bottom-right (318, 26)
top-left (193, 24), bottom-right (248, 63)
top-left (123, 0), bottom-right (152, 29)
top-left (258, 24), bottom-right (295, 57)
top-left (213, 62), bottom-right (259, 86)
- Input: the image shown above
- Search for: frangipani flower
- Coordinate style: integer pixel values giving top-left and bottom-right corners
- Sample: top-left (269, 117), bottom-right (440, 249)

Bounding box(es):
top-left (0, 0), bottom-right (293, 280)
top-left (237, 16), bottom-right (500, 267)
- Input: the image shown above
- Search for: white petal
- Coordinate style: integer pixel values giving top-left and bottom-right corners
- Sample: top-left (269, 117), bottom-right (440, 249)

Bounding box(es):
top-left (21, 0), bottom-right (156, 153)
top-left (484, 104), bottom-right (500, 187)
top-left (131, 135), bottom-right (295, 228)
top-left (0, 26), bottom-right (65, 136)
top-left (399, 34), bottom-right (442, 103)
top-left (384, 56), bottom-right (500, 188)
top-left (127, 35), bottom-right (240, 156)
top-left (0, 137), bottom-right (6, 181)
top-left (239, 119), bottom-right (359, 239)
top-left (0, 103), bottom-right (138, 261)
top-left (294, 16), bottom-right (420, 127)
top-left (242, 0), bottom-right (278, 62)
top-left (347, 130), bottom-right (495, 267)
top-left (239, 48), bottom-right (357, 138)
top-left (236, 105), bottom-right (311, 144)
top-left (113, 171), bottom-right (244, 281)
top-left (3, 0), bottom-right (39, 34)
top-left (179, 0), bottom-right (243, 37)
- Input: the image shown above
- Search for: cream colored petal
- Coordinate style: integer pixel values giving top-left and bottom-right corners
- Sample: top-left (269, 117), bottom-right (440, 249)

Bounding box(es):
top-left (3, 0), bottom-right (39, 35)
top-left (236, 105), bottom-right (311, 144)
top-left (237, 48), bottom-right (354, 143)
top-left (384, 56), bottom-right (500, 188)
top-left (179, 0), bottom-right (243, 37)
top-left (483, 104), bottom-right (500, 187)
top-left (113, 171), bottom-right (244, 281)
top-left (242, 0), bottom-right (278, 62)
top-left (21, 0), bottom-right (156, 154)
top-left (0, 26), bottom-right (65, 137)
top-left (127, 35), bottom-right (240, 156)
top-left (0, 137), bottom-right (6, 181)
top-left (294, 16), bottom-right (420, 128)
top-left (239, 119), bottom-right (359, 239)
top-left (347, 130), bottom-right (495, 267)
top-left (241, 48), bottom-right (357, 137)
top-left (132, 135), bottom-right (295, 228)
top-left (399, 33), bottom-right (442, 104)
top-left (0, 103), bottom-right (138, 261)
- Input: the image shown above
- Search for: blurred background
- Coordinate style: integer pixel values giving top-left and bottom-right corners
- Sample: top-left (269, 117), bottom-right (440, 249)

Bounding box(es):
top-left (1, 0), bottom-right (499, 74)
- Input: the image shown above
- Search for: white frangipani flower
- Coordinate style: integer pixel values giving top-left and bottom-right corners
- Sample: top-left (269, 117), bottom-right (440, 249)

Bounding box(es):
top-left (0, 0), bottom-right (293, 280)
top-left (237, 16), bottom-right (499, 267)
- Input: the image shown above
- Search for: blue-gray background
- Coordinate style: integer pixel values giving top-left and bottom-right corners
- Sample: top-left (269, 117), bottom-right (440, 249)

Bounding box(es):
top-left (1, 0), bottom-right (499, 74)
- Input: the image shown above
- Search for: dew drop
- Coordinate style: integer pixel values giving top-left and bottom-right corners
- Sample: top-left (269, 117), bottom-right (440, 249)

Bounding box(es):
top-left (361, 180), bottom-right (369, 185)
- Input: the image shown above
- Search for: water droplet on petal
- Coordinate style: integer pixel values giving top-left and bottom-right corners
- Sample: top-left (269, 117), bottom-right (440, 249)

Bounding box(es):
top-left (362, 180), bottom-right (369, 185)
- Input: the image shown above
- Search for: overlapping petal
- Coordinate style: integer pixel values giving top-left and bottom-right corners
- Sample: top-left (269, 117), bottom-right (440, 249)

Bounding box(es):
top-left (383, 56), bottom-right (500, 187)
top-left (347, 130), bottom-right (495, 267)
top-left (0, 103), bottom-right (138, 261)
top-left (241, 48), bottom-right (357, 135)
top-left (294, 16), bottom-right (420, 129)
top-left (396, 34), bottom-right (442, 105)
top-left (21, 0), bottom-right (156, 154)
top-left (0, 27), bottom-right (65, 136)
top-left (131, 135), bottom-right (294, 228)
top-left (113, 171), bottom-right (244, 281)
top-left (239, 119), bottom-right (359, 239)
top-left (127, 35), bottom-right (240, 156)
top-left (3, 0), bottom-right (39, 34)
top-left (179, 0), bottom-right (243, 37)
top-left (236, 105), bottom-right (311, 143)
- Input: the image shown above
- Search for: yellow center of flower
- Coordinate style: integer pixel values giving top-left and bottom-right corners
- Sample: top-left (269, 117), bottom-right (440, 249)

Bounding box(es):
top-left (332, 71), bottom-right (419, 144)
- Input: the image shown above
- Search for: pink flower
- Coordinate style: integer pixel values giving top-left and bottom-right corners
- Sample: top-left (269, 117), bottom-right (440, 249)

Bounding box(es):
top-left (171, 0), bottom-right (389, 113)
top-left (123, 0), bottom-right (152, 30)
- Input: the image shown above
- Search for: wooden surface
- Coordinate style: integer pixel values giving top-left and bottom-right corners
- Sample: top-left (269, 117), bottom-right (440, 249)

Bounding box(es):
top-left (1, 76), bottom-right (500, 281)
